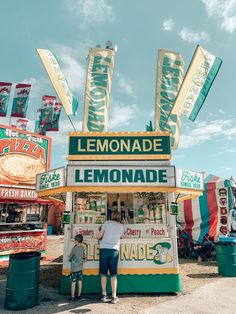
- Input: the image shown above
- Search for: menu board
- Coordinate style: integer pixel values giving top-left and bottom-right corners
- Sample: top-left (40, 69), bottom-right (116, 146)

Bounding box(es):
top-left (133, 193), bottom-right (167, 224)
top-left (73, 193), bottom-right (107, 224)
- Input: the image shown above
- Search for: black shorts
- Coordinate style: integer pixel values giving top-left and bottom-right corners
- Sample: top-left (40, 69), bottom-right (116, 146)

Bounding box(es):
top-left (70, 271), bottom-right (83, 282)
top-left (99, 248), bottom-right (119, 277)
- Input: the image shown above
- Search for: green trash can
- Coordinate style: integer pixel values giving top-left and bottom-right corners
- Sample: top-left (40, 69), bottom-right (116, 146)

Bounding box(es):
top-left (215, 238), bottom-right (236, 277)
top-left (4, 251), bottom-right (41, 310)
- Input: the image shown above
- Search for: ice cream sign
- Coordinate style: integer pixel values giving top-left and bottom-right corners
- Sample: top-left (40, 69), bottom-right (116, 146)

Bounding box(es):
top-left (176, 169), bottom-right (204, 190)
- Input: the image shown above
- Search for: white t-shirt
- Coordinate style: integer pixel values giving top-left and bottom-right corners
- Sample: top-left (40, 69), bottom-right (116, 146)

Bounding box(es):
top-left (230, 209), bottom-right (236, 232)
top-left (99, 221), bottom-right (125, 251)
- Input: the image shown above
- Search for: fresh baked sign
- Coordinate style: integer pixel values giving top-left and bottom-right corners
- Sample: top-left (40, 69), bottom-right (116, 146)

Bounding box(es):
top-left (0, 187), bottom-right (37, 200)
top-left (0, 125), bottom-right (51, 186)
top-left (36, 167), bottom-right (65, 192)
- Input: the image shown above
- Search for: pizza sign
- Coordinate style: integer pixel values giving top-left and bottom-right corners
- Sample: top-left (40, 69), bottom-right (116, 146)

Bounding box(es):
top-left (0, 125), bottom-right (51, 186)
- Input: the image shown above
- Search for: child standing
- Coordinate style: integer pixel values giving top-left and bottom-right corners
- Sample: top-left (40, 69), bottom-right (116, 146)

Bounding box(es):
top-left (69, 234), bottom-right (86, 301)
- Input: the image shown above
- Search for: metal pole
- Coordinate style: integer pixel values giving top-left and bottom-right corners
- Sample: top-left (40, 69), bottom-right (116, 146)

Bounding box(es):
top-left (168, 192), bottom-right (179, 268)
top-left (62, 192), bottom-right (73, 273)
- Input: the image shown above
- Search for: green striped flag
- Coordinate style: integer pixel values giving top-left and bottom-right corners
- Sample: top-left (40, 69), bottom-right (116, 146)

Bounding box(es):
top-left (171, 45), bottom-right (222, 121)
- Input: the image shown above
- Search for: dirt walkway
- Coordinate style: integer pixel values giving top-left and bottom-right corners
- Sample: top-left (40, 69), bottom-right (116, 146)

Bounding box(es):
top-left (0, 236), bottom-right (221, 313)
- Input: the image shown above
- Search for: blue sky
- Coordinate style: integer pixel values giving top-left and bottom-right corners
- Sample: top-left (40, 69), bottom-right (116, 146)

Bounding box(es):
top-left (0, 0), bottom-right (236, 178)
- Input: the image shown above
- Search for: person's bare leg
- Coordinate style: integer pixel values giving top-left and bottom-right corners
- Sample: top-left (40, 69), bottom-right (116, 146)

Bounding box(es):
top-left (111, 276), bottom-right (117, 297)
top-left (78, 280), bottom-right (82, 297)
top-left (101, 275), bottom-right (107, 295)
top-left (71, 282), bottom-right (75, 298)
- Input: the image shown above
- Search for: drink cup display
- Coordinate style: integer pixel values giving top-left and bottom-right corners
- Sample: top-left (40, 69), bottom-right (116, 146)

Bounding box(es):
top-left (159, 247), bottom-right (168, 263)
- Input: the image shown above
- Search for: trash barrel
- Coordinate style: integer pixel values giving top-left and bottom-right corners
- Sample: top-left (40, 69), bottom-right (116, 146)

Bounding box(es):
top-left (47, 224), bottom-right (53, 235)
top-left (4, 251), bottom-right (41, 310)
top-left (215, 237), bottom-right (236, 277)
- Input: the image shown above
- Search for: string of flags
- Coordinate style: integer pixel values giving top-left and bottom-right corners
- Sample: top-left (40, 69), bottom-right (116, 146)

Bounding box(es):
top-left (35, 95), bottom-right (62, 135)
top-left (0, 83), bottom-right (63, 135)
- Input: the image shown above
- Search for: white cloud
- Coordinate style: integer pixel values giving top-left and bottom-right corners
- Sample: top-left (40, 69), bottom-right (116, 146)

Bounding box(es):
top-left (226, 148), bottom-right (236, 153)
top-left (22, 77), bottom-right (51, 100)
top-left (173, 155), bottom-right (185, 159)
top-left (162, 18), bottom-right (175, 31)
top-left (180, 119), bottom-right (236, 148)
top-left (218, 109), bottom-right (226, 114)
top-left (52, 44), bottom-right (87, 95)
top-left (109, 102), bottom-right (139, 129)
top-left (116, 73), bottom-right (136, 97)
top-left (202, 0), bottom-right (236, 33)
top-left (65, 0), bottom-right (115, 27)
top-left (221, 166), bottom-right (232, 172)
top-left (179, 27), bottom-right (210, 43)
top-left (48, 119), bottom-right (82, 146)
top-left (149, 110), bottom-right (155, 118)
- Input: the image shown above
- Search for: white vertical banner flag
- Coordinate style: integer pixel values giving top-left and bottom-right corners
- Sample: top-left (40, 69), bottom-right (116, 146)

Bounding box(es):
top-left (155, 49), bottom-right (185, 150)
top-left (171, 45), bottom-right (222, 121)
top-left (83, 48), bottom-right (115, 132)
top-left (36, 49), bottom-right (78, 116)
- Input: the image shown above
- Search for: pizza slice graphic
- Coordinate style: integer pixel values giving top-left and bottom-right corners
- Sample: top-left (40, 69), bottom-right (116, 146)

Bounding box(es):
top-left (0, 154), bottom-right (46, 184)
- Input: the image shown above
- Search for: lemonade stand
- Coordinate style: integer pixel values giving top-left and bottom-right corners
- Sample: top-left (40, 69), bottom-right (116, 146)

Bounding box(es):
top-left (37, 131), bottom-right (204, 293)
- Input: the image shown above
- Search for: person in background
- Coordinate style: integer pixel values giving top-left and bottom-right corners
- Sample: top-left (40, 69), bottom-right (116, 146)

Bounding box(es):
top-left (68, 234), bottom-right (86, 301)
top-left (96, 210), bottom-right (125, 304)
top-left (229, 207), bottom-right (236, 236)
top-left (194, 233), bottom-right (214, 262)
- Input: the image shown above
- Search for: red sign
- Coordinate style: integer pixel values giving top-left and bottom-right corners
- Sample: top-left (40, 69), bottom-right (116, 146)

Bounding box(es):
top-left (0, 230), bottom-right (46, 256)
top-left (0, 124), bottom-right (51, 187)
top-left (0, 187), bottom-right (38, 200)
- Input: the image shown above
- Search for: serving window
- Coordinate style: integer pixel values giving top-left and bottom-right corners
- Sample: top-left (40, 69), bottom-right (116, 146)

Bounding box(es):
top-left (72, 192), bottom-right (168, 225)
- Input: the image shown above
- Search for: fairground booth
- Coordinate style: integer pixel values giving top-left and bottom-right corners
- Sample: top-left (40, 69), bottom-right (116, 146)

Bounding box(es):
top-left (37, 131), bottom-right (204, 293)
top-left (178, 174), bottom-right (235, 242)
top-left (0, 124), bottom-right (52, 263)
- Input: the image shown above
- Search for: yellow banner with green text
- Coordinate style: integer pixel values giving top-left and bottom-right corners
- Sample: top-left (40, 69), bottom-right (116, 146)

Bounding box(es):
top-left (83, 48), bottom-right (115, 132)
top-left (155, 49), bottom-right (184, 150)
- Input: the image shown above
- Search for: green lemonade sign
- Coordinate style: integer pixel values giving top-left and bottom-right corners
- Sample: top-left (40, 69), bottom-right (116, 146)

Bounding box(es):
top-left (67, 164), bottom-right (175, 187)
top-left (68, 132), bottom-right (171, 160)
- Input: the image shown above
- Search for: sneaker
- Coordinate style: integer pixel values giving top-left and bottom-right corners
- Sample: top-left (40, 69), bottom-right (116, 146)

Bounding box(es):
top-left (101, 295), bottom-right (109, 302)
top-left (111, 296), bottom-right (119, 304)
top-left (75, 296), bottom-right (81, 301)
top-left (69, 297), bottom-right (75, 301)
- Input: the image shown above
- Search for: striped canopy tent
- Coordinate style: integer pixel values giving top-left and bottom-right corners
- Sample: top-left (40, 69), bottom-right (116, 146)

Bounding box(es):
top-left (177, 174), bottom-right (235, 242)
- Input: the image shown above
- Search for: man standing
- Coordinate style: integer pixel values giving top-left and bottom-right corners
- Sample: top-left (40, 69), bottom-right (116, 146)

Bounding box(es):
top-left (229, 207), bottom-right (236, 236)
top-left (97, 210), bottom-right (124, 304)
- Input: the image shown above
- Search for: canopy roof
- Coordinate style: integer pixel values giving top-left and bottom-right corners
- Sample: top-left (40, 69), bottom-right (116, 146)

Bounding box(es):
top-left (204, 174), bottom-right (235, 190)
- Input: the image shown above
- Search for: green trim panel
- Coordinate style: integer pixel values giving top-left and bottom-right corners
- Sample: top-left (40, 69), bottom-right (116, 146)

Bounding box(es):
top-left (60, 273), bottom-right (182, 294)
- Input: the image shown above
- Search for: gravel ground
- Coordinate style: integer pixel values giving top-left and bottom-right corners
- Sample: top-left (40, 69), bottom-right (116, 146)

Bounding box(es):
top-left (0, 236), bottom-right (221, 314)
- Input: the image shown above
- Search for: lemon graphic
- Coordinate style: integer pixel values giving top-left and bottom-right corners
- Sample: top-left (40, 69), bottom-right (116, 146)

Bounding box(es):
top-left (166, 255), bottom-right (173, 263)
